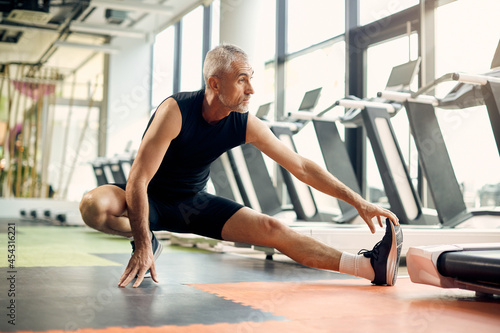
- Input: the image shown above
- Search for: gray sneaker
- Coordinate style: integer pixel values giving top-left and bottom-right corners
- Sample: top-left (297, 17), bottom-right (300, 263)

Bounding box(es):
top-left (358, 219), bottom-right (403, 286)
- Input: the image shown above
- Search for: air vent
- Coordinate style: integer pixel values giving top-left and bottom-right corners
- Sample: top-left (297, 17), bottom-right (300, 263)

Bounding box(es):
top-left (6, 9), bottom-right (53, 25)
top-left (105, 9), bottom-right (127, 25)
top-left (0, 29), bottom-right (23, 43)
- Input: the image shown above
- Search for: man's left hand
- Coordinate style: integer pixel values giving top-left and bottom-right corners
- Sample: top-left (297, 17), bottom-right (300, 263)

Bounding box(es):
top-left (357, 200), bottom-right (399, 233)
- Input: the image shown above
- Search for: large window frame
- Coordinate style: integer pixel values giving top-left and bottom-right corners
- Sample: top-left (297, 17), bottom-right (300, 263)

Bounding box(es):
top-left (151, 3), bottom-right (214, 107)
top-left (274, 1), bottom-right (428, 198)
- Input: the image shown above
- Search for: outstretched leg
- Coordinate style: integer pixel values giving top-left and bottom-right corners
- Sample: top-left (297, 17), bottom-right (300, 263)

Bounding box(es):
top-left (79, 185), bottom-right (133, 237)
top-left (222, 207), bottom-right (343, 271)
top-left (221, 207), bottom-right (402, 285)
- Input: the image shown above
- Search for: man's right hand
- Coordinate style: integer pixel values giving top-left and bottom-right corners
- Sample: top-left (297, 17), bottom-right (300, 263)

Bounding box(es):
top-left (118, 246), bottom-right (159, 288)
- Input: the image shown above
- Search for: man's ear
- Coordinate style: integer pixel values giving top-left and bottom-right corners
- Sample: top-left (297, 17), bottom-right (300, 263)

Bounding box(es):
top-left (208, 76), bottom-right (220, 92)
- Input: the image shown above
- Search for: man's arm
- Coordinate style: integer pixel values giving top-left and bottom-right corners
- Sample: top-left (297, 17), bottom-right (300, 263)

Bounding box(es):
top-left (118, 98), bottom-right (182, 288)
top-left (245, 113), bottom-right (398, 232)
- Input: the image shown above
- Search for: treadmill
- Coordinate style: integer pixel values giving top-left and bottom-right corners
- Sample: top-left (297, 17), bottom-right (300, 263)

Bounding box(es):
top-left (291, 60), bottom-right (431, 226)
top-left (378, 40), bottom-right (500, 227)
top-left (287, 106), bottom-right (362, 223)
top-left (390, 41), bottom-right (500, 297)
top-left (287, 62), bottom-right (426, 223)
top-left (407, 243), bottom-right (500, 296)
top-left (269, 88), bottom-right (334, 221)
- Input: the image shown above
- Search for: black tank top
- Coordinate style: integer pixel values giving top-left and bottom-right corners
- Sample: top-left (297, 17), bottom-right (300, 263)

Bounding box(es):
top-left (144, 89), bottom-right (248, 197)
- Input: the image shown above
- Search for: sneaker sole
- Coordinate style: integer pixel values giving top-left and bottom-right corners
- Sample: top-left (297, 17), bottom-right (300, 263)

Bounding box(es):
top-left (385, 223), bottom-right (403, 286)
top-left (142, 236), bottom-right (164, 279)
top-left (153, 239), bottom-right (164, 261)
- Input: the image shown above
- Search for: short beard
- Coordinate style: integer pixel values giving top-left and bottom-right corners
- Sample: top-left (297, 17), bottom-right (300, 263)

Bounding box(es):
top-left (219, 94), bottom-right (249, 113)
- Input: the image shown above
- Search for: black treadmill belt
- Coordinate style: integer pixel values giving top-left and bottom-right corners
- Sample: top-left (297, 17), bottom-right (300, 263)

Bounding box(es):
top-left (437, 250), bottom-right (500, 284)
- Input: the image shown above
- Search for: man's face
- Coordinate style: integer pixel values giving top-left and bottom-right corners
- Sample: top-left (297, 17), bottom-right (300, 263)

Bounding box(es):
top-left (218, 59), bottom-right (254, 113)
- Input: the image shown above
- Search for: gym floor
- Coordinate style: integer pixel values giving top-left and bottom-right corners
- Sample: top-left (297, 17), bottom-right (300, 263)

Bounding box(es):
top-left (1, 218), bottom-right (499, 333)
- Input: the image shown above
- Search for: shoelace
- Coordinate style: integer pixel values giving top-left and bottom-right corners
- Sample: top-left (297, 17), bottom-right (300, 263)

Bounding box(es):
top-left (358, 240), bottom-right (382, 260)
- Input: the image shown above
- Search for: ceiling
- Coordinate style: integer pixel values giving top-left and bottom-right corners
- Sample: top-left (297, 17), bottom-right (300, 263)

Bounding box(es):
top-left (0, 0), bottom-right (205, 80)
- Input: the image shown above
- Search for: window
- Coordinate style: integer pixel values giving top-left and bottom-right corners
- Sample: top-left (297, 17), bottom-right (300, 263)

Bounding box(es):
top-left (152, 25), bottom-right (175, 108)
top-left (287, 0), bottom-right (344, 53)
top-left (285, 42), bottom-right (346, 118)
top-left (359, 0), bottom-right (418, 26)
top-left (434, 0), bottom-right (500, 208)
top-left (249, 0), bottom-right (276, 116)
top-left (180, 6), bottom-right (204, 92)
top-left (211, 0), bottom-right (220, 49)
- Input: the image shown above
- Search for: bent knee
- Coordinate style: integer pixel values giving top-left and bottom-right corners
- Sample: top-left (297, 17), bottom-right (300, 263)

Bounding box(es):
top-left (79, 190), bottom-right (113, 230)
top-left (258, 215), bottom-right (288, 239)
top-left (80, 192), bottom-right (99, 227)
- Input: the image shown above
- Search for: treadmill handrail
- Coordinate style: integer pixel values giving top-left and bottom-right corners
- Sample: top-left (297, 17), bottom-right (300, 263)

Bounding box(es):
top-left (336, 99), bottom-right (397, 113)
top-left (410, 72), bottom-right (500, 99)
top-left (289, 99), bottom-right (402, 122)
top-left (260, 119), bottom-right (301, 132)
top-left (452, 72), bottom-right (500, 85)
top-left (288, 111), bottom-right (341, 122)
top-left (377, 91), bottom-right (439, 106)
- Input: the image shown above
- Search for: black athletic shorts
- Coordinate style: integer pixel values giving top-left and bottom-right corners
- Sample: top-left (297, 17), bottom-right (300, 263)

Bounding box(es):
top-left (111, 183), bottom-right (244, 240)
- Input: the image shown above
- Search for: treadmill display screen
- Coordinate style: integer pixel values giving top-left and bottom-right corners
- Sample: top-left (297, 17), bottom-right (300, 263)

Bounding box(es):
top-left (298, 88), bottom-right (322, 111)
top-left (385, 59), bottom-right (421, 91)
top-left (491, 39), bottom-right (500, 69)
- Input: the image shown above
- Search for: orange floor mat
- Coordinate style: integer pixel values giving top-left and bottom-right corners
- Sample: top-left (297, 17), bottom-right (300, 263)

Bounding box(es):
top-left (192, 277), bottom-right (500, 333)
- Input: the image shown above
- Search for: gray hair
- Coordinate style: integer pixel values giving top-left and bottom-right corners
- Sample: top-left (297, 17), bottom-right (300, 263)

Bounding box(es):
top-left (203, 44), bottom-right (249, 88)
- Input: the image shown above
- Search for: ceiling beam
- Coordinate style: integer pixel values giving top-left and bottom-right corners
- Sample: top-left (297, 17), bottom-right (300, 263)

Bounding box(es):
top-left (70, 22), bottom-right (146, 38)
top-left (90, 0), bottom-right (173, 15)
top-left (53, 41), bottom-right (120, 54)
top-left (0, 23), bottom-right (58, 32)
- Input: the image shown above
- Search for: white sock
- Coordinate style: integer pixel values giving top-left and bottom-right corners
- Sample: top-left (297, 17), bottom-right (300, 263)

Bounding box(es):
top-left (128, 230), bottom-right (152, 242)
top-left (339, 252), bottom-right (375, 281)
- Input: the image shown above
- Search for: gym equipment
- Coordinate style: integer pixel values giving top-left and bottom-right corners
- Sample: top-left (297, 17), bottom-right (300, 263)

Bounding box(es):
top-left (378, 41), bottom-right (500, 227)
top-left (91, 157), bottom-right (112, 186)
top-left (266, 89), bottom-right (333, 221)
top-left (210, 151), bottom-right (248, 205)
top-left (292, 60), bottom-right (430, 226)
top-left (105, 153), bottom-right (134, 184)
top-left (339, 98), bottom-right (430, 226)
top-left (270, 124), bottom-right (322, 220)
top-left (89, 149), bottom-right (135, 187)
top-left (407, 243), bottom-right (500, 296)
top-left (19, 207), bottom-right (83, 226)
top-left (288, 95), bottom-right (374, 223)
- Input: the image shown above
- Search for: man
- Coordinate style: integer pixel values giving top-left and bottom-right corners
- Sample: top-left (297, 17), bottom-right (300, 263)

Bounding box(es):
top-left (80, 44), bottom-right (402, 289)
